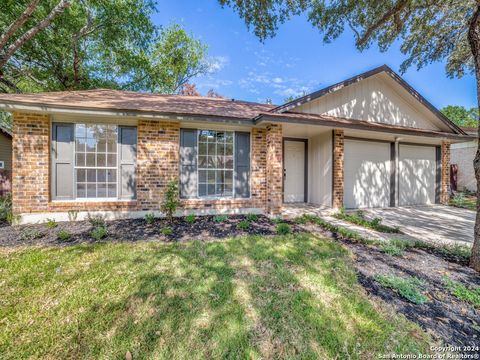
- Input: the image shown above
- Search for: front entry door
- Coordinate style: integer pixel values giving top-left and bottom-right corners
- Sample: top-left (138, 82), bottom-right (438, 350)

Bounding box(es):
top-left (284, 140), bottom-right (306, 203)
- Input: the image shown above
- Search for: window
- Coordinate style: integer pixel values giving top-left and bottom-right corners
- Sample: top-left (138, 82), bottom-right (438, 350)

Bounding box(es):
top-left (197, 130), bottom-right (234, 197)
top-left (75, 124), bottom-right (117, 198)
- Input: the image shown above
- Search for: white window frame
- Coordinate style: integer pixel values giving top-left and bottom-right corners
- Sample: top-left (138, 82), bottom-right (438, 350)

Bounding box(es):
top-left (196, 129), bottom-right (236, 199)
top-left (73, 123), bottom-right (119, 201)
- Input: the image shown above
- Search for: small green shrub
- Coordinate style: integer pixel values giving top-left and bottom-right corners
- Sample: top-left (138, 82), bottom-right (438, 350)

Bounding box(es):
top-left (161, 226), bottom-right (173, 236)
top-left (276, 223), bottom-right (291, 235)
top-left (271, 217), bottom-right (283, 224)
top-left (246, 213), bottom-right (258, 222)
top-left (0, 194), bottom-right (12, 222)
top-left (443, 277), bottom-right (480, 308)
top-left (334, 210), bottom-right (400, 233)
top-left (294, 215), bottom-right (308, 224)
top-left (68, 210), bottom-right (78, 222)
top-left (237, 220), bottom-right (250, 230)
top-left (88, 214), bottom-right (106, 228)
top-left (6, 212), bottom-right (20, 225)
top-left (144, 213), bottom-right (155, 224)
top-left (57, 229), bottom-right (72, 242)
top-left (185, 214), bottom-right (196, 224)
top-left (375, 274), bottom-right (428, 305)
top-left (19, 228), bottom-right (45, 241)
top-left (161, 179), bottom-right (180, 222)
top-left (46, 218), bottom-right (58, 229)
top-left (214, 214), bottom-right (228, 223)
top-left (91, 225), bottom-right (108, 241)
top-left (380, 242), bottom-right (404, 256)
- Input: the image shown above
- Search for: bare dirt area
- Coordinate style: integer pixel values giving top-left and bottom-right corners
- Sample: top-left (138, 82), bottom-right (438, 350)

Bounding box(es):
top-left (0, 215), bottom-right (297, 247)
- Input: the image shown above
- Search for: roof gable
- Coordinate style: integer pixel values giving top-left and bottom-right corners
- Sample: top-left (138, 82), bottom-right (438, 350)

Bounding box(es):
top-left (271, 65), bottom-right (465, 135)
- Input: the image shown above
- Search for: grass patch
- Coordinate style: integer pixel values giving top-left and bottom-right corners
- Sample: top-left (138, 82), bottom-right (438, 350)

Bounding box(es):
top-left (237, 219), bottom-right (250, 230)
top-left (449, 192), bottom-right (476, 210)
top-left (185, 214), bottom-right (196, 224)
top-left (380, 238), bottom-right (414, 257)
top-left (334, 209), bottom-right (400, 233)
top-left (0, 234), bottom-right (430, 359)
top-left (144, 213), bottom-right (155, 224)
top-left (276, 223), bottom-right (291, 235)
top-left (375, 274), bottom-right (428, 305)
top-left (213, 214), bottom-right (228, 223)
top-left (411, 239), bottom-right (471, 263)
top-left (443, 277), bottom-right (480, 308)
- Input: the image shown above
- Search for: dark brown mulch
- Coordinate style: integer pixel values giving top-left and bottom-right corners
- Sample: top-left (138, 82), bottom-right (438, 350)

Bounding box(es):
top-left (0, 215), bottom-right (297, 247)
top-left (307, 225), bottom-right (480, 349)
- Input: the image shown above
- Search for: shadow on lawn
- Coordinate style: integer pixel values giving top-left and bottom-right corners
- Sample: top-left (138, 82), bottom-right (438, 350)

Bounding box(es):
top-left (75, 235), bottom-right (426, 359)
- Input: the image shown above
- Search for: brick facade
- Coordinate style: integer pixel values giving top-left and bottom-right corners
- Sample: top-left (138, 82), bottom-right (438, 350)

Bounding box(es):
top-left (441, 141), bottom-right (451, 205)
top-left (332, 129), bottom-right (344, 209)
top-left (266, 124), bottom-right (283, 214)
top-left (12, 112), bottom-right (270, 217)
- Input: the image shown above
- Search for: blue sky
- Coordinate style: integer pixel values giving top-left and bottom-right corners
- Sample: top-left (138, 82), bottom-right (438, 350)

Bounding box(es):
top-left (154, 0), bottom-right (476, 109)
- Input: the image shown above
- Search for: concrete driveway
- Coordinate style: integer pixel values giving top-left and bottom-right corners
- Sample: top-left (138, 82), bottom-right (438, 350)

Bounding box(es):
top-left (363, 206), bottom-right (475, 246)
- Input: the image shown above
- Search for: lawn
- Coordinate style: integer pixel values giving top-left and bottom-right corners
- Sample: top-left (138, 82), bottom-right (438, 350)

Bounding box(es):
top-left (0, 233), bottom-right (430, 359)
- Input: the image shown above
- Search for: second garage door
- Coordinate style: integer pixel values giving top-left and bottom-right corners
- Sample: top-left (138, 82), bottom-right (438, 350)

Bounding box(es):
top-left (344, 139), bottom-right (391, 209)
top-left (398, 144), bottom-right (437, 206)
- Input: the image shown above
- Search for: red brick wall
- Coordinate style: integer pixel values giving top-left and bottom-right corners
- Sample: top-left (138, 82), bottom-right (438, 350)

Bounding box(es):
top-left (441, 141), bottom-right (451, 205)
top-left (332, 129), bottom-right (344, 209)
top-left (266, 124), bottom-right (283, 214)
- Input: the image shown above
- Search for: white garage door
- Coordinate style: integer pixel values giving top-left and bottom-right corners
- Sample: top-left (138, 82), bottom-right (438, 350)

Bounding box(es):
top-left (344, 140), bottom-right (391, 209)
top-left (399, 144), bottom-right (436, 206)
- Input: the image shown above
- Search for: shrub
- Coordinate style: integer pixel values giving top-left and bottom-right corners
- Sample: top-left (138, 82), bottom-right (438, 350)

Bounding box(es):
top-left (91, 225), bottom-right (108, 241)
top-left (46, 218), bottom-right (58, 229)
top-left (380, 242), bottom-right (404, 256)
top-left (237, 220), bottom-right (250, 230)
top-left (144, 213), bottom-right (155, 224)
top-left (334, 210), bottom-right (400, 233)
top-left (270, 217), bottom-right (283, 224)
top-left (294, 215), bottom-right (308, 224)
top-left (6, 212), bottom-right (20, 225)
top-left (246, 213), bottom-right (258, 222)
top-left (443, 277), bottom-right (480, 308)
top-left (276, 223), bottom-right (291, 235)
top-left (88, 214), bottom-right (106, 228)
top-left (20, 228), bottom-right (45, 241)
top-left (161, 226), bottom-right (173, 236)
top-left (214, 214), bottom-right (228, 223)
top-left (57, 229), bottom-right (72, 242)
top-left (0, 194), bottom-right (12, 222)
top-left (161, 179), bottom-right (180, 222)
top-left (374, 274), bottom-right (428, 305)
top-left (185, 214), bottom-right (196, 224)
top-left (68, 210), bottom-right (78, 222)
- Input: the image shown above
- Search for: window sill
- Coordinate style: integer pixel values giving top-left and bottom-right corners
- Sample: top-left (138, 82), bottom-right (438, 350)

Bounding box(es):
top-left (51, 199), bottom-right (136, 203)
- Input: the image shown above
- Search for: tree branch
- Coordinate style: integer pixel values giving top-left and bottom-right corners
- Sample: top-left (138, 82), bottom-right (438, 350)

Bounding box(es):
top-left (356, 0), bottom-right (409, 48)
top-left (0, 0), bottom-right (73, 69)
top-left (0, 0), bottom-right (41, 50)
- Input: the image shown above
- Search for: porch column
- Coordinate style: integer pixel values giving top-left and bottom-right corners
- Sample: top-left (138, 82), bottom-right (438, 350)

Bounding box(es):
top-left (332, 129), bottom-right (344, 209)
top-left (440, 141), bottom-right (450, 205)
top-left (266, 123), bottom-right (283, 215)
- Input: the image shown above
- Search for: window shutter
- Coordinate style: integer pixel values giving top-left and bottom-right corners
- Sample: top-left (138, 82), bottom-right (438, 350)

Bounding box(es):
top-left (234, 132), bottom-right (250, 198)
top-left (51, 123), bottom-right (74, 200)
top-left (180, 128), bottom-right (197, 198)
top-left (119, 126), bottom-right (137, 199)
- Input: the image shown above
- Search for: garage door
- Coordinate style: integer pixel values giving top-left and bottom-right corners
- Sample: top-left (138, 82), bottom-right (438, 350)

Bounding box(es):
top-left (399, 144), bottom-right (436, 206)
top-left (344, 140), bottom-right (391, 209)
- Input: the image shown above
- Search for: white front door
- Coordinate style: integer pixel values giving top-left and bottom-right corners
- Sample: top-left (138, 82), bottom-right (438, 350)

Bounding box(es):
top-left (284, 140), bottom-right (305, 203)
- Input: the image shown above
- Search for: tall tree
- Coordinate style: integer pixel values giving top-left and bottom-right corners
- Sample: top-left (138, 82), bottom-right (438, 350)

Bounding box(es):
top-left (0, 1), bottom-right (211, 94)
top-left (218, 0), bottom-right (480, 271)
top-left (441, 105), bottom-right (479, 128)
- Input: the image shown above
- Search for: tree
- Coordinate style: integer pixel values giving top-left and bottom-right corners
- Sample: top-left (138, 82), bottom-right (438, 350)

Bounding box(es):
top-left (218, 0), bottom-right (480, 271)
top-left (179, 83), bottom-right (201, 96)
top-left (0, 2), bottom-right (211, 94)
top-left (441, 105), bottom-right (479, 128)
top-left (207, 88), bottom-right (224, 98)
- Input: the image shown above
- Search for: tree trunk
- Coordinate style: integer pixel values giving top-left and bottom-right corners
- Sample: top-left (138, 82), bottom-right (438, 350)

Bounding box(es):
top-left (468, 4), bottom-right (480, 272)
top-left (0, 0), bottom-right (41, 50)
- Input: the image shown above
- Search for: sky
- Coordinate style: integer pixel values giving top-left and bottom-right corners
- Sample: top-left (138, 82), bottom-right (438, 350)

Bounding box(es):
top-left (153, 0), bottom-right (477, 109)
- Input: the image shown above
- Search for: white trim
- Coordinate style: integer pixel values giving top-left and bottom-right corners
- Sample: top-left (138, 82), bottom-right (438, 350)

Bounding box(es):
top-left (15, 207), bottom-right (264, 225)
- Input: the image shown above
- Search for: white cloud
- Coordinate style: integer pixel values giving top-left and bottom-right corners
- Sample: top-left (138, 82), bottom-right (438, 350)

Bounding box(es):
top-left (208, 56), bottom-right (229, 73)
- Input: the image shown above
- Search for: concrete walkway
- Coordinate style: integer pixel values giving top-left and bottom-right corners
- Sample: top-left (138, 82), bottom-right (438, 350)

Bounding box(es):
top-left (282, 204), bottom-right (475, 247)
top-left (362, 206), bottom-right (475, 247)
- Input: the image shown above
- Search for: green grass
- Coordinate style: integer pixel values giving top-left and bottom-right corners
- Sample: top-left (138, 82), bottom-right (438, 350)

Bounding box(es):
top-left (374, 275), bottom-right (428, 305)
top-left (0, 234), bottom-right (430, 359)
top-left (443, 277), bottom-right (480, 308)
top-left (449, 192), bottom-right (476, 210)
top-left (213, 214), bottom-right (228, 222)
top-left (334, 209), bottom-right (400, 233)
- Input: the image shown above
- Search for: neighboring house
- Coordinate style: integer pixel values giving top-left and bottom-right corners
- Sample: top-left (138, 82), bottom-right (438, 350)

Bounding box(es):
top-left (0, 124), bottom-right (12, 196)
top-left (0, 65), bottom-right (472, 224)
top-left (451, 127), bottom-right (477, 192)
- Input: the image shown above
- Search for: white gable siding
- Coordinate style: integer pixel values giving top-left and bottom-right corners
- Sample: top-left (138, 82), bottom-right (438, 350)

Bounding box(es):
top-left (296, 73), bottom-right (442, 131)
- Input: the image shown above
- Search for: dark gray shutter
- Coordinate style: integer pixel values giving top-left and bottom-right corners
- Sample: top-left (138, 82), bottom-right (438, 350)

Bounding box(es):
top-left (234, 132), bottom-right (250, 198)
top-left (119, 126), bottom-right (137, 199)
top-left (52, 123), bottom-right (74, 200)
top-left (180, 128), bottom-right (197, 198)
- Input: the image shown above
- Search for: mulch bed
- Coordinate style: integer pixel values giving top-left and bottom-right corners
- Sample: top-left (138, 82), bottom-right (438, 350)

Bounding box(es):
top-left (306, 225), bottom-right (480, 350)
top-left (0, 215), bottom-right (298, 247)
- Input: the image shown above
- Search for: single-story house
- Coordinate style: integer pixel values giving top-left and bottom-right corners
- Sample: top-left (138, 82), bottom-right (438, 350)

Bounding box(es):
top-left (0, 65), bottom-right (473, 224)
top-left (0, 124), bottom-right (12, 196)
top-left (450, 127), bottom-right (477, 192)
